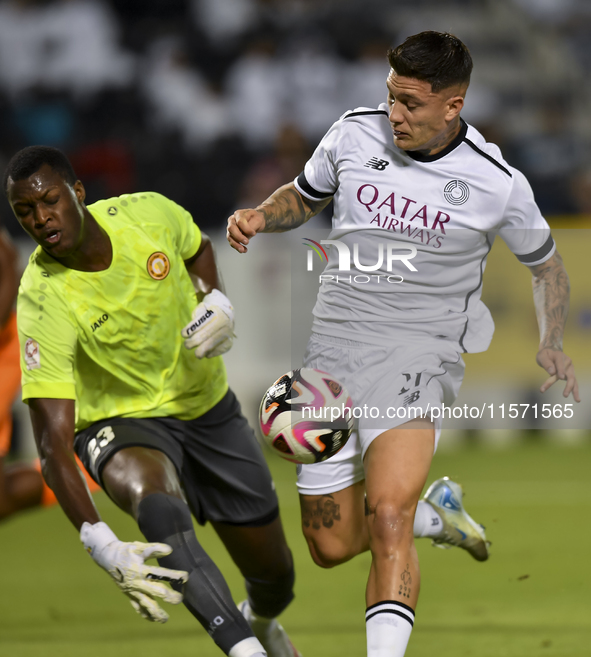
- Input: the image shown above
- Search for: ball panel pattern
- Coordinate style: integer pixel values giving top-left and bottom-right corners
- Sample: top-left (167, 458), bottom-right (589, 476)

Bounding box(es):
top-left (259, 368), bottom-right (354, 464)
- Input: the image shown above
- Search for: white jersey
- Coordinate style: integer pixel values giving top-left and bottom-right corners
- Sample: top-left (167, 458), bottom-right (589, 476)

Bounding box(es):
top-left (294, 104), bottom-right (554, 353)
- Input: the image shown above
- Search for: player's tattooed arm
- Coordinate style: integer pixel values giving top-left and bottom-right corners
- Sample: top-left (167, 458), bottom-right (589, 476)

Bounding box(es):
top-left (258, 183), bottom-right (332, 232)
top-left (528, 251), bottom-right (580, 401)
top-left (227, 183), bottom-right (331, 253)
top-left (529, 251), bottom-right (569, 351)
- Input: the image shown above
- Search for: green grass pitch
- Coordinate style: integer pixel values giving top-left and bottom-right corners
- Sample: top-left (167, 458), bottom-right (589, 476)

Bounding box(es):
top-left (1, 440), bottom-right (590, 656)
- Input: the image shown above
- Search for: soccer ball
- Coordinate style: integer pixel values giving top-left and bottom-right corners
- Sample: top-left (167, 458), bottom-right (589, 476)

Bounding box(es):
top-left (259, 368), bottom-right (354, 464)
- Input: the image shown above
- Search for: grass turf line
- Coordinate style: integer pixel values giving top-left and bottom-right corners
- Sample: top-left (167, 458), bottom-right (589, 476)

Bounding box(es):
top-left (0, 441), bottom-right (590, 656)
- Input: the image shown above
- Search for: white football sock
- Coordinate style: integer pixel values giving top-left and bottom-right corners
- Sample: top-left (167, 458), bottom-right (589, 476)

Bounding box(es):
top-left (242, 600), bottom-right (273, 625)
top-left (366, 601), bottom-right (415, 657)
top-left (413, 500), bottom-right (443, 538)
top-left (228, 637), bottom-right (267, 657)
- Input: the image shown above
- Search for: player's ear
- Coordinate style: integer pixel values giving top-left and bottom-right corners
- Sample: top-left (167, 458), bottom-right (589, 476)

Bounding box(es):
top-left (445, 94), bottom-right (464, 122)
top-left (73, 180), bottom-right (86, 204)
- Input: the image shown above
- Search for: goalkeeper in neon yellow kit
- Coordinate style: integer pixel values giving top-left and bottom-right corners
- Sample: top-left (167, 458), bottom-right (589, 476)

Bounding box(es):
top-left (6, 145), bottom-right (301, 657)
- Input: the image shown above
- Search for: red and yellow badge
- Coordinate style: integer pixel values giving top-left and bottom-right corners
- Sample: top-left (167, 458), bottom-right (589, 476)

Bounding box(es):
top-left (147, 252), bottom-right (170, 280)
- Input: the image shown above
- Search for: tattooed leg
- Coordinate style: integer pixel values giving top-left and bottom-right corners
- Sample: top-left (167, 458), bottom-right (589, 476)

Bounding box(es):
top-left (364, 419), bottom-right (435, 609)
top-left (299, 480), bottom-right (368, 568)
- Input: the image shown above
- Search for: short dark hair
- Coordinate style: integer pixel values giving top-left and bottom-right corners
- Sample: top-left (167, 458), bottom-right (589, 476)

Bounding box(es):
top-left (387, 31), bottom-right (473, 93)
top-left (3, 145), bottom-right (77, 194)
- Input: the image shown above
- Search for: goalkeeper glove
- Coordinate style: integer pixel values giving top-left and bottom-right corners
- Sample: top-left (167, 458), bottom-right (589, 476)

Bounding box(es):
top-left (181, 288), bottom-right (235, 358)
top-left (80, 521), bottom-right (188, 623)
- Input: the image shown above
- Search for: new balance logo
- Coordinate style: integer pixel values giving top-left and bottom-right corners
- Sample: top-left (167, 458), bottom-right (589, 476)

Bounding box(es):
top-left (364, 157), bottom-right (389, 171)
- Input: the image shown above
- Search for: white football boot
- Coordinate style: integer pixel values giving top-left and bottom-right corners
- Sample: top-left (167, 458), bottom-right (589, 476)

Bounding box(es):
top-left (423, 476), bottom-right (490, 561)
top-left (238, 600), bottom-right (302, 657)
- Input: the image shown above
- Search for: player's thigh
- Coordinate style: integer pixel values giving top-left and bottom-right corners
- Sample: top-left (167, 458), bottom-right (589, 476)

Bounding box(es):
top-left (299, 479), bottom-right (367, 567)
top-left (295, 414), bottom-right (366, 566)
top-left (75, 417), bottom-right (185, 519)
top-left (101, 446), bottom-right (184, 518)
top-left (212, 516), bottom-right (293, 580)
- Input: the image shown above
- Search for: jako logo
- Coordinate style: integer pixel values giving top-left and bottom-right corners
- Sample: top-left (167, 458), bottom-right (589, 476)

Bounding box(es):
top-left (305, 239), bottom-right (418, 272)
top-left (91, 314), bottom-right (109, 333)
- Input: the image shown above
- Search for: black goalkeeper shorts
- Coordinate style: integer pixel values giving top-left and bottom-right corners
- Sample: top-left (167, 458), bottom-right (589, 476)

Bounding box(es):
top-left (74, 389), bottom-right (279, 527)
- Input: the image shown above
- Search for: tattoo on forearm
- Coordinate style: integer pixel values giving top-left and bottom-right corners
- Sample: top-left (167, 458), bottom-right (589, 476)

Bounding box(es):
top-left (259, 184), bottom-right (331, 232)
top-left (301, 495), bottom-right (341, 529)
top-left (530, 252), bottom-right (570, 350)
top-left (398, 563), bottom-right (412, 599)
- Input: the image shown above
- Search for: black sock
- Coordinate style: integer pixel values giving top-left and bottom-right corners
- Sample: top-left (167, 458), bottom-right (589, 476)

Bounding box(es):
top-left (137, 493), bottom-right (254, 654)
top-left (246, 566), bottom-right (295, 619)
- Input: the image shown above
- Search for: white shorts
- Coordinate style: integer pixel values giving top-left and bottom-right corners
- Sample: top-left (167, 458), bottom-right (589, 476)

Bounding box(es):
top-left (296, 332), bottom-right (465, 496)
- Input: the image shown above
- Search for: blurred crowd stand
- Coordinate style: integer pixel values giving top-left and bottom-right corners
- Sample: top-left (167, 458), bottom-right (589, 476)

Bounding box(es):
top-left (0, 0), bottom-right (589, 235)
top-left (1, 0), bottom-right (590, 459)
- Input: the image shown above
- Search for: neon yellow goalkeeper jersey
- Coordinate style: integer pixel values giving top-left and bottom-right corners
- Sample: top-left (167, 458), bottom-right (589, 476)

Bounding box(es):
top-left (17, 192), bottom-right (228, 431)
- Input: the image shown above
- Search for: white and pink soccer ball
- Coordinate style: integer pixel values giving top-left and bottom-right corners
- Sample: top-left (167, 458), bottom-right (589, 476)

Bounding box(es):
top-left (259, 368), bottom-right (354, 464)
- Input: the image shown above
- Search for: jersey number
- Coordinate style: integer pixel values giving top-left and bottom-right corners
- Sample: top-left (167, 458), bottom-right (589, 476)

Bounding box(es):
top-left (87, 426), bottom-right (116, 468)
top-left (398, 372), bottom-right (423, 395)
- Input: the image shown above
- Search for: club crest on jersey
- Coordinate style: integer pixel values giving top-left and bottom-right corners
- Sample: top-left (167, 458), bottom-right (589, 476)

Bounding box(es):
top-left (24, 338), bottom-right (41, 370)
top-left (147, 252), bottom-right (170, 280)
top-left (443, 180), bottom-right (470, 205)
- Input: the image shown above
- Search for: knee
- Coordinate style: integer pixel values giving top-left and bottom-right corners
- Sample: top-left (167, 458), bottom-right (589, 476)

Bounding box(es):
top-left (245, 557), bottom-right (295, 618)
top-left (130, 481), bottom-right (179, 519)
top-left (367, 500), bottom-right (416, 551)
top-left (102, 447), bottom-right (183, 518)
top-left (137, 492), bottom-right (193, 540)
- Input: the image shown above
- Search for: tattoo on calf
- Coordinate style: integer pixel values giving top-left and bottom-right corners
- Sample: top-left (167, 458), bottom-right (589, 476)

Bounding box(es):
top-left (302, 495), bottom-right (342, 530)
top-left (398, 563), bottom-right (412, 599)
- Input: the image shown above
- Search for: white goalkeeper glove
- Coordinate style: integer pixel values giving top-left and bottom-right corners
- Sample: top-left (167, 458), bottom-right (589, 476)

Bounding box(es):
top-left (181, 288), bottom-right (235, 359)
top-left (80, 521), bottom-right (188, 623)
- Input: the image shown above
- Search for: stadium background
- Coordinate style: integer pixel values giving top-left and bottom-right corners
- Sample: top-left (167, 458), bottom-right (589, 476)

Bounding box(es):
top-left (1, 1), bottom-right (590, 655)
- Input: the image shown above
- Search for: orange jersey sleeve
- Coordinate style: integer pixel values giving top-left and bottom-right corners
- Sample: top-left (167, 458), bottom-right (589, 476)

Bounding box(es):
top-left (0, 312), bottom-right (21, 457)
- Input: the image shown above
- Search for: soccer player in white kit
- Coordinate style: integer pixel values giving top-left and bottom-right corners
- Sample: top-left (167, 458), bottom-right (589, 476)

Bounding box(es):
top-left (227, 31), bottom-right (580, 656)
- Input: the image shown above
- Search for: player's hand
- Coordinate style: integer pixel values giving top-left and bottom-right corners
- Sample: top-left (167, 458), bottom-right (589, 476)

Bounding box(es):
top-left (226, 209), bottom-right (265, 253)
top-left (536, 348), bottom-right (580, 402)
top-left (181, 288), bottom-right (235, 358)
top-left (81, 521), bottom-right (188, 623)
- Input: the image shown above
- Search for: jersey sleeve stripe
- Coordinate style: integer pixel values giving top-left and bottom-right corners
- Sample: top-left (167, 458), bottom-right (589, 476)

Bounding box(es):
top-left (295, 172), bottom-right (334, 201)
top-left (515, 234), bottom-right (556, 265)
top-left (462, 138), bottom-right (512, 177)
top-left (344, 110), bottom-right (389, 119)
